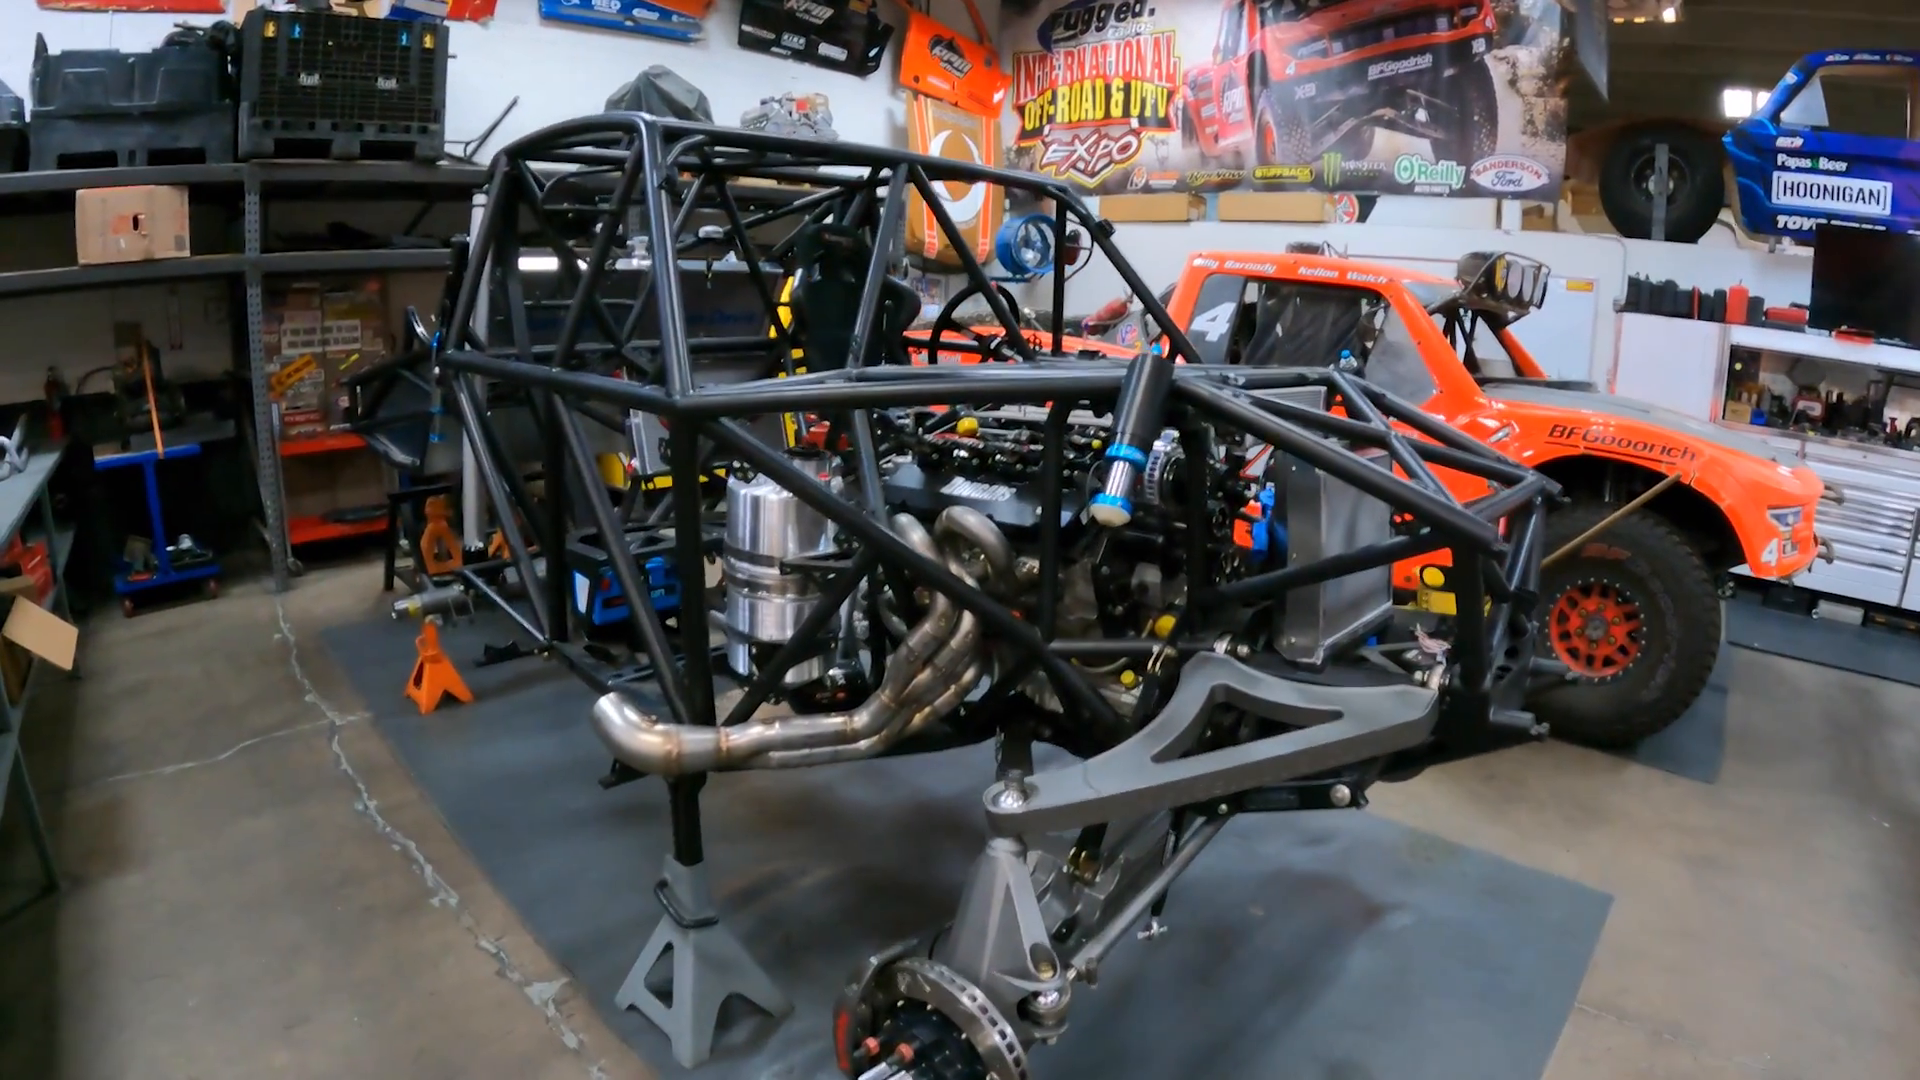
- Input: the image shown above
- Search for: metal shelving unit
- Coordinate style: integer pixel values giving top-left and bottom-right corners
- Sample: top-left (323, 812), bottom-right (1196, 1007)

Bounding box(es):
top-left (0, 160), bottom-right (487, 199)
top-left (0, 162), bottom-right (829, 591)
top-left (0, 160), bottom-right (485, 591)
top-left (0, 448), bottom-right (77, 924)
top-left (0, 255), bottom-right (250, 297)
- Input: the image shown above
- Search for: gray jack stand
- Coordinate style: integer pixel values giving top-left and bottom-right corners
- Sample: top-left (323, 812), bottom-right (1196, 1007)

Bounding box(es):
top-left (613, 854), bottom-right (792, 1068)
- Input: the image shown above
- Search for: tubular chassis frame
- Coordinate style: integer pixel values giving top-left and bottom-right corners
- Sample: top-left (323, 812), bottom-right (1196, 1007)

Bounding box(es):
top-left (357, 112), bottom-right (1560, 1076)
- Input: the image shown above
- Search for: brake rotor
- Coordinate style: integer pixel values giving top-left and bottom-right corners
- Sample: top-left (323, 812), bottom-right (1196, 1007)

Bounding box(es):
top-left (833, 953), bottom-right (1029, 1080)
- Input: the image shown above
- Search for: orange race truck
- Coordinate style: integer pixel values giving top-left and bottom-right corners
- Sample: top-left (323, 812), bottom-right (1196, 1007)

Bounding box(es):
top-left (1034, 248), bottom-right (1824, 746)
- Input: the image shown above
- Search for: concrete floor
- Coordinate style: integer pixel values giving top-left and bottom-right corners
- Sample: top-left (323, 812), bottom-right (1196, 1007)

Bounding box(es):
top-left (1, 559), bottom-right (1915, 1079)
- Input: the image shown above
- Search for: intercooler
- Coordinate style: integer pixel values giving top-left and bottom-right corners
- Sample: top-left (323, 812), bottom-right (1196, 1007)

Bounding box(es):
top-left (1276, 444), bottom-right (1396, 667)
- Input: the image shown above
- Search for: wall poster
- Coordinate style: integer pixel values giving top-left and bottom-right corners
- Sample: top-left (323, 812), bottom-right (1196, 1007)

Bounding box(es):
top-left (1002, 0), bottom-right (1570, 199)
top-left (35, 0), bottom-right (224, 11)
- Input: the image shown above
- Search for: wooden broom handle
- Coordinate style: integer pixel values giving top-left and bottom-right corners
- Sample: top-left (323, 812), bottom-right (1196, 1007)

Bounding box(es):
top-left (142, 340), bottom-right (165, 458)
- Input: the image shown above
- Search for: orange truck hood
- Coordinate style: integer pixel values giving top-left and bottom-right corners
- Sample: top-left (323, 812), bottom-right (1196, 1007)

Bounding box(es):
top-left (1479, 381), bottom-right (1824, 577)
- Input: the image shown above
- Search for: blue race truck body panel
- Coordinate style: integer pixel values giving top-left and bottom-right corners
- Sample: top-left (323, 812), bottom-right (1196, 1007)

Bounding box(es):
top-left (1725, 50), bottom-right (1920, 242)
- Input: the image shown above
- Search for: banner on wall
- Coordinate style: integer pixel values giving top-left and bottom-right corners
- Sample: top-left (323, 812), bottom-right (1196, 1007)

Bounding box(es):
top-left (35, 0), bottom-right (224, 11)
top-left (905, 91), bottom-right (1003, 268)
top-left (1002, 0), bottom-right (1569, 198)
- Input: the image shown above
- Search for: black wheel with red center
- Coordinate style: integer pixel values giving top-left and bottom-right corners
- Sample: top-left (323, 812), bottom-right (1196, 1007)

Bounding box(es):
top-left (1549, 580), bottom-right (1644, 679)
top-left (1527, 502), bottom-right (1722, 748)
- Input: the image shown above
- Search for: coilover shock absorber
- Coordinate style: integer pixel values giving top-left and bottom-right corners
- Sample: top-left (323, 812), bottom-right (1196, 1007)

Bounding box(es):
top-left (1088, 350), bottom-right (1176, 527)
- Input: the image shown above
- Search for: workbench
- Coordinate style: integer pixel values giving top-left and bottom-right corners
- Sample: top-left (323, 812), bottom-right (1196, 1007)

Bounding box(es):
top-left (0, 446), bottom-right (75, 923)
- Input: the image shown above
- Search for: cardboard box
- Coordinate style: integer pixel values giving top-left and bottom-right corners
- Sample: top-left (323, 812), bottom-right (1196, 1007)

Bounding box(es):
top-left (1215, 192), bottom-right (1333, 223)
top-left (0, 590), bottom-right (77, 704)
top-left (1098, 194), bottom-right (1205, 223)
top-left (76, 185), bottom-right (191, 265)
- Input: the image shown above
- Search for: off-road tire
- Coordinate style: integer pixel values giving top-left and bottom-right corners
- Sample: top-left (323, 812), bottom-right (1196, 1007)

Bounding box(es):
top-left (1430, 59), bottom-right (1499, 166)
top-left (1254, 88), bottom-right (1311, 170)
top-left (1598, 122), bottom-right (1725, 244)
top-left (1528, 502), bottom-right (1721, 748)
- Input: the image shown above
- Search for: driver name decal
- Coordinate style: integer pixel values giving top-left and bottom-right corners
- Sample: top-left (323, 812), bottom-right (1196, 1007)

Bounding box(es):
top-left (1547, 424), bottom-right (1699, 463)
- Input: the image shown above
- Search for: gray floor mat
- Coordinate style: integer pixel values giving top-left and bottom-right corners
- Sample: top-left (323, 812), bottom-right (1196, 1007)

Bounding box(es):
top-left (1606, 648), bottom-right (1730, 784)
top-left (1727, 600), bottom-right (1920, 687)
top-left (324, 615), bottom-right (1611, 1080)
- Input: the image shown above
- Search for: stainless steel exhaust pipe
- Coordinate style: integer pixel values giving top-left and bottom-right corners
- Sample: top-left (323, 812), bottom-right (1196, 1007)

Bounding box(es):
top-left (591, 507), bottom-right (1002, 775)
top-left (757, 610), bottom-right (984, 768)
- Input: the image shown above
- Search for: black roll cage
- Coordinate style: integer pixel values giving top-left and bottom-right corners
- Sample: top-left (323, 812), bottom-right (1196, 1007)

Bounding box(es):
top-left (353, 112), bottom-right (1558, 863)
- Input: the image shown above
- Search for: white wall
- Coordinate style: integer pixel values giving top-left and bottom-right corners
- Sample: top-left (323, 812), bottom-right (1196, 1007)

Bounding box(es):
top-left (5, 0), bottom-right (995, 149)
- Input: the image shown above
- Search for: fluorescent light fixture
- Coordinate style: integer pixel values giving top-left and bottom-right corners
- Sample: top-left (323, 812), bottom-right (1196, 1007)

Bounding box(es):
top-left (518, 254), bottom-right (563, 272)
top-left (1609, 0), bottom-right (1680, 21)
top-left (1721, 87), bottom-right (1773, 119)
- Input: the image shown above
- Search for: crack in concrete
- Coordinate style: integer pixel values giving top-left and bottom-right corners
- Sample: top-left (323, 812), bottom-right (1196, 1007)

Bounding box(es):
top-left (1574, 1002), bottom-right (1776, 1074)
top-left (273, 596), bottom-right (608, 1080)
top-left (76, 716), bottom-right (360, 790)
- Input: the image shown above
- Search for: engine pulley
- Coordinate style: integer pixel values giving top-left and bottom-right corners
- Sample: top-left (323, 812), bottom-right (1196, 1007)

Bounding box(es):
top-left (1139, 428), bottom-right (1180, 510)
top-left (834, 954), bottom-right (1027, 1080)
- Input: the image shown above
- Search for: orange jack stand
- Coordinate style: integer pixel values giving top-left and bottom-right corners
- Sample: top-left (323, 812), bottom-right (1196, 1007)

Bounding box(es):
top-left (419, 495), bottom-right (464, 576)
top-left (405, 621), bottom-right (473, 715)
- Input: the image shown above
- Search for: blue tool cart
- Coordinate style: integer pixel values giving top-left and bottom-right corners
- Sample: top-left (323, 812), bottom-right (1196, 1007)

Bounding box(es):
top-left (94, 440), bottom-right (221, 616)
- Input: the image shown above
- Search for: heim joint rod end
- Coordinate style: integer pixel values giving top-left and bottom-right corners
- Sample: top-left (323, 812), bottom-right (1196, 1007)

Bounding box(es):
top-left (1091, 351), bottom-right (1176, 528)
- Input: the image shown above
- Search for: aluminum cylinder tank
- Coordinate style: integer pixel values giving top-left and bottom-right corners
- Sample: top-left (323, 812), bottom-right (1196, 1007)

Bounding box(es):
top-left (723, 451), bottom-right (839, 685)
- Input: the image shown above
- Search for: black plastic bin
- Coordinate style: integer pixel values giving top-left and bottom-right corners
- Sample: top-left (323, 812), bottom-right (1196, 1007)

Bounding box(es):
top-left (238, 9), bottom-right (447, 163)
top-left (28, 33), bottom-right (235, 170)
top-left (0, 80), bottom-right (23, 173)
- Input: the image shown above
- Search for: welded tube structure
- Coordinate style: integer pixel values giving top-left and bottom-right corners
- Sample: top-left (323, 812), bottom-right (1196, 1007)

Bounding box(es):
top-left (342, 106), bottom-right (1567, 794)
top-left (346, 112), bottom-right (1560, 1078)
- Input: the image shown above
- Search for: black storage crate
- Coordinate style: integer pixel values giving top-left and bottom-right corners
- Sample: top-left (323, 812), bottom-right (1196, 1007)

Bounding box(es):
top-left (28, 34), bottom-right (235, 170)
top-left (239, 10), bottom-right (448, 163)
top-left (0, 80), bottom-right (23, 173)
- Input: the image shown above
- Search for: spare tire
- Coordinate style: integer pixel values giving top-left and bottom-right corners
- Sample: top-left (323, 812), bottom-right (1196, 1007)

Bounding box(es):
top-left (1599, 123), bottom-right (1726, 244)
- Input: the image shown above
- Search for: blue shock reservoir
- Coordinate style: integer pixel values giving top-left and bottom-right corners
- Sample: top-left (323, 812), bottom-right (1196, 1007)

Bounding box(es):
top-left (1090, 443), bottom-right (1149, 526)
top-left (1089, 351), bottom-right (1177, 527)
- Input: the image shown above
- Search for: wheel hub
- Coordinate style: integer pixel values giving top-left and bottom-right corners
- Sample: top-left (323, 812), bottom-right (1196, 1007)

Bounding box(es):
top-left (1549, 580), bottom-right (1643, 679)
top-left (835, 953), bottom-right (1028, 1080)
top-left (1633, 154), bottom-right (1690, 205)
